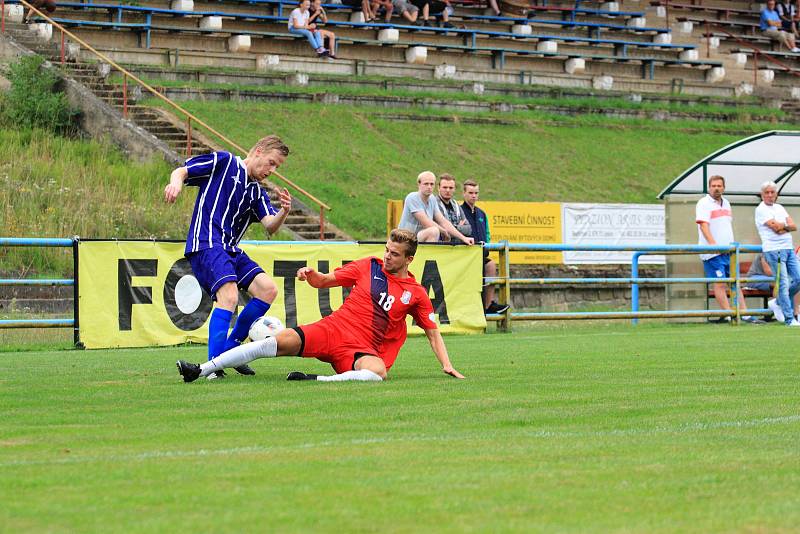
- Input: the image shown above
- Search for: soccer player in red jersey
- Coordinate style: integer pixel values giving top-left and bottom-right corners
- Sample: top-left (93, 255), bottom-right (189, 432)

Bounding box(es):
top-left (177, 229), bottom-right (465, 382)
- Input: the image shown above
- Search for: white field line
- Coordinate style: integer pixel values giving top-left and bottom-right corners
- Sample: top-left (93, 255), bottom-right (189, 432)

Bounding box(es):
top-left (1, 415), bottom-right (798, 469)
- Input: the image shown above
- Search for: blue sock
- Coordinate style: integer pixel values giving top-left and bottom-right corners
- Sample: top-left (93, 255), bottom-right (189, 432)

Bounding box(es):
top-left (223, 297), bottom-right (271, 352)
top-left (208, 307), bottom-right (233, 361)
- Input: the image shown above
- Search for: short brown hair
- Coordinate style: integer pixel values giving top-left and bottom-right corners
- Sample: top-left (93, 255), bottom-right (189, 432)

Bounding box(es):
top-left (708, 175), bottom-right (725, 187)
top-left (463, 179), bottom-right (478, 191)
top-left (249, 135), bottom-right (289, 158)
top-left (389, 228), bottom-right (418, 257)
top-left (439, 173), bottom-right (456, 186)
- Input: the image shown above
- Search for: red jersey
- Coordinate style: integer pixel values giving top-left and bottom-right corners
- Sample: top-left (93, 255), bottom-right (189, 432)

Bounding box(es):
top-left (322, 257), bottom-right (437, 368)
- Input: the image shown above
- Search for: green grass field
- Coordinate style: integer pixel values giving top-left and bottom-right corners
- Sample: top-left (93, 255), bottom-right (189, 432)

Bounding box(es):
top-left (3, 322), bottom-right (799, 532)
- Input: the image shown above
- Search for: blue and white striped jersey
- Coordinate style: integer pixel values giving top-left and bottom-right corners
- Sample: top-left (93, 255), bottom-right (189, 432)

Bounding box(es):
top-left (183, 151), bottom-right (278, 255)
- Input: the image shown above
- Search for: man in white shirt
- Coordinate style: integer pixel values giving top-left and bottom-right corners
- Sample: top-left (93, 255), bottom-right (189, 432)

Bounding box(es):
top-left (696, 175), bottom-right (760, 323)
top-left (398, 171), bottom-right (474, 245)
top-left (754, 180), bottom-right (800, 326)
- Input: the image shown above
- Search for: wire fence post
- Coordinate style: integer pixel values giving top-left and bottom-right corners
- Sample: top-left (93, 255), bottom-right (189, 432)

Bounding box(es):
top-left (319, 206), bottom-right (325, 240)
top-left (705, 20), bottom-right (710, 58)
top-left (1, 0), bottom-right (6, 34)
top-left (60, 30), bottom-right (65, 65)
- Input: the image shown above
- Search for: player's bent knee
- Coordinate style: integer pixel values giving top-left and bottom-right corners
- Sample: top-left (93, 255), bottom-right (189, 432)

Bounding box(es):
top-left (355, 355), bottom-right (387, 379)
top-left (215, 282), bottom-right (239, 310)
top-left (249, 274), bottom-right (278, 303)
top-left (275, 328), bottom-right (301, 356)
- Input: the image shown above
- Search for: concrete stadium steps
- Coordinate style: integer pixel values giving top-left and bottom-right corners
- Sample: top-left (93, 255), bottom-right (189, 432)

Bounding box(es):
top-left (44, 24), bottom-right (718, 86)
top-left (26, 0), bottom-right (726, 86)
top-left (62, 44), bottom-right (741, 96)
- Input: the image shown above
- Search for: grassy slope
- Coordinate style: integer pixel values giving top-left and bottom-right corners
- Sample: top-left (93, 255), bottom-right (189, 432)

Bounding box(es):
top-left (2, 103), bottom-right (797, 274)
top-left (1, 323), bottom-right (799, 532)
top-left (145, 100), bottom-right (795, 239)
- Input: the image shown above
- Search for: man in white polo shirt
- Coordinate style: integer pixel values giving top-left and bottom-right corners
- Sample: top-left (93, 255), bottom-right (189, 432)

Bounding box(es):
top-left (696, 175), bottom-right (760, 323)
top-left (755, 181), bottom-right (800, 326)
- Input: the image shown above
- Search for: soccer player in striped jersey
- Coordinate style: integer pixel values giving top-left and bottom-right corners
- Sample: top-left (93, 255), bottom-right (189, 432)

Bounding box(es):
top-left (165, 135), bottom-right (292, 379)
top-left (177, 229), bottom-right (465, 383)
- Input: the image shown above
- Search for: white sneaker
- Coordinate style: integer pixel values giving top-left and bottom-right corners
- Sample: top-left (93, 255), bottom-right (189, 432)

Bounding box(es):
top-left (792, 47), bottom-right (800, 53)
top-left (768, 298), bottom-right (785, 323)
top-left (788, 319), bottom-right (800, 327)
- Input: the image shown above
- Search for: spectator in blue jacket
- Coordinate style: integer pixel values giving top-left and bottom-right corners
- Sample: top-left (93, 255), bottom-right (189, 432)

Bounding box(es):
top-left (461, 179), bottom-right (508, 315)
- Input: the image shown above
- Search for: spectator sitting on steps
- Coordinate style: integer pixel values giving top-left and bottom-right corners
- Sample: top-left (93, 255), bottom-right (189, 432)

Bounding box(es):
top-left (371, 0), bottom-right (395, 22)
top-left (391, 0), bottom-right (420, 24)
top-left (23, 0), bottom-right (56, 24)
top-left (309, 0), bottom-right (338, 59)
top-left (288, 0), bottom-right (329, 58)
top-left (341, 0), bottom-right (377, 22)
top-left (760, 0), bottom-right (800, 52)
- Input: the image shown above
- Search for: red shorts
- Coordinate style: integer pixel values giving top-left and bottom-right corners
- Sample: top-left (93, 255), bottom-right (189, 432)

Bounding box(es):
top-left (296, 319), bottom-right (381, 374)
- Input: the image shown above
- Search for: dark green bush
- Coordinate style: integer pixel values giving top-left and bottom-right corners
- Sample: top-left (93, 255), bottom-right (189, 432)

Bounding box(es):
top-left (2, 55), bottom-right (78, 134)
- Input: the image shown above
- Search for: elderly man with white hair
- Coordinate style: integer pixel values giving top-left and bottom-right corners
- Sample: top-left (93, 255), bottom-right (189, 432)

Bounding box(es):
top-left (755, 181), bottom-right (800, 326)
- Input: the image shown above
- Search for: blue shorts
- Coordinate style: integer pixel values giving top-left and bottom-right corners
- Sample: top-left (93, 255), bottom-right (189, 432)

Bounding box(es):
top-left (703, 254), bottom-right (730, 279)
top-left (187, 248), bottom-right (264, 298)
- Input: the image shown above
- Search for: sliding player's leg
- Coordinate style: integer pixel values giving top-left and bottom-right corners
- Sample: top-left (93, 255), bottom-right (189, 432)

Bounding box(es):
top-left (177, 327), bottom-right (301, 382)
top-left (314, 355), bottom-right (386, 382)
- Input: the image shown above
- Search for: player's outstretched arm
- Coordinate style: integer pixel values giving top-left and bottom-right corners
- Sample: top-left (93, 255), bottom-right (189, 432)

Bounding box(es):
top-left (164, 167), bottom-right (188, 203)
top-left (424, 328), bottom-right (465, 379)
top-left (261, 188), bottom-right (292, 235)
top-left (297, 266), bottom-right (340, 289)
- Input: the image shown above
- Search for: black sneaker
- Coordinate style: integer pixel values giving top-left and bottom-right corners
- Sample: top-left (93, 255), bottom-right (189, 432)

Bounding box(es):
top-left (176, 360), bottom-right (201, 383)
top-left (287, 371), bottom-right (319, 381)
top-left (485, 301), bottom-right (510, 314)
top-left (234, 364), bottom-right (256, 376)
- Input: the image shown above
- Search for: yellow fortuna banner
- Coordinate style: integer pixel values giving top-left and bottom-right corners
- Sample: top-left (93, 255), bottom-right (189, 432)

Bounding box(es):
top-left (78, 241), bottom-right (486, 349)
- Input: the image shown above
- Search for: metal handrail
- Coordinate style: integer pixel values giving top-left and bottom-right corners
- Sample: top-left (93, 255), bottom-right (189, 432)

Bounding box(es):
top-left (707, 23), bottom-right (800, 85)
top-left (713, 25), bottom-right (800, 76)
top-left (482, 242), bottom-right (773, 331)
top-left (0, 237), bottom-right (79, 342)
top-left (1, 0), bottom-right (331, 218)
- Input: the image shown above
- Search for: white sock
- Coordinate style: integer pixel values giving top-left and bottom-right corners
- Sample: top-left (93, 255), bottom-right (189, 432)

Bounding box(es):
top-left (315, 369), bottom-right (383, 382)
top-left (200, 337), bottom-right (277, 377)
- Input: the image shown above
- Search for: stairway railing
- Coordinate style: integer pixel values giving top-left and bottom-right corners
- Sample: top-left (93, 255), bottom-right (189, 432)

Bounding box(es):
top-left (1, 0), bottom-right (332, 239)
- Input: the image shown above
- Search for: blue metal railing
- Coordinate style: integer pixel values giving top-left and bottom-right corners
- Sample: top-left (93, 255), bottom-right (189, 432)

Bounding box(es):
top-left (483, 242), bottom-right (774, 331)
top-left (0, 238), bottom-right (78, 343)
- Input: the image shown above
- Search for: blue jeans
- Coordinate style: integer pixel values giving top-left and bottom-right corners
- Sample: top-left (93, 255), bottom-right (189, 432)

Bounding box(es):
top-left (764, 249), bottom-right (800, 324)
top-left (289, 27), bottom-right (323, 51)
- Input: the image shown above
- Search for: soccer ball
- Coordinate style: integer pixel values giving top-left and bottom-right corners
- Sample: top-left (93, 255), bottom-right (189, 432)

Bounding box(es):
top-left (248, 315), bottom-right (285, 341)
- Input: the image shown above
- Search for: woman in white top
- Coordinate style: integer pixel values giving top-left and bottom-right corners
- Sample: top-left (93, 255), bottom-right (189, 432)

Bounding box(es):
top-left (288, 0), bottom-right (328, 57)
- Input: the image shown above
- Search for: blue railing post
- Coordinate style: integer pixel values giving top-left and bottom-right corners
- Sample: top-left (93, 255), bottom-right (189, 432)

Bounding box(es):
top-left (0, 237), bottom-right (77, 338)
top-left (631, 251), bottom-right (643, 325)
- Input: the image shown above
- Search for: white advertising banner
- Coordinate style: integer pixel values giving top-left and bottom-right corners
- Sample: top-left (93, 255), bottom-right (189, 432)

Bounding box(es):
top-left (562, 203), bottom-right (665, 264)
